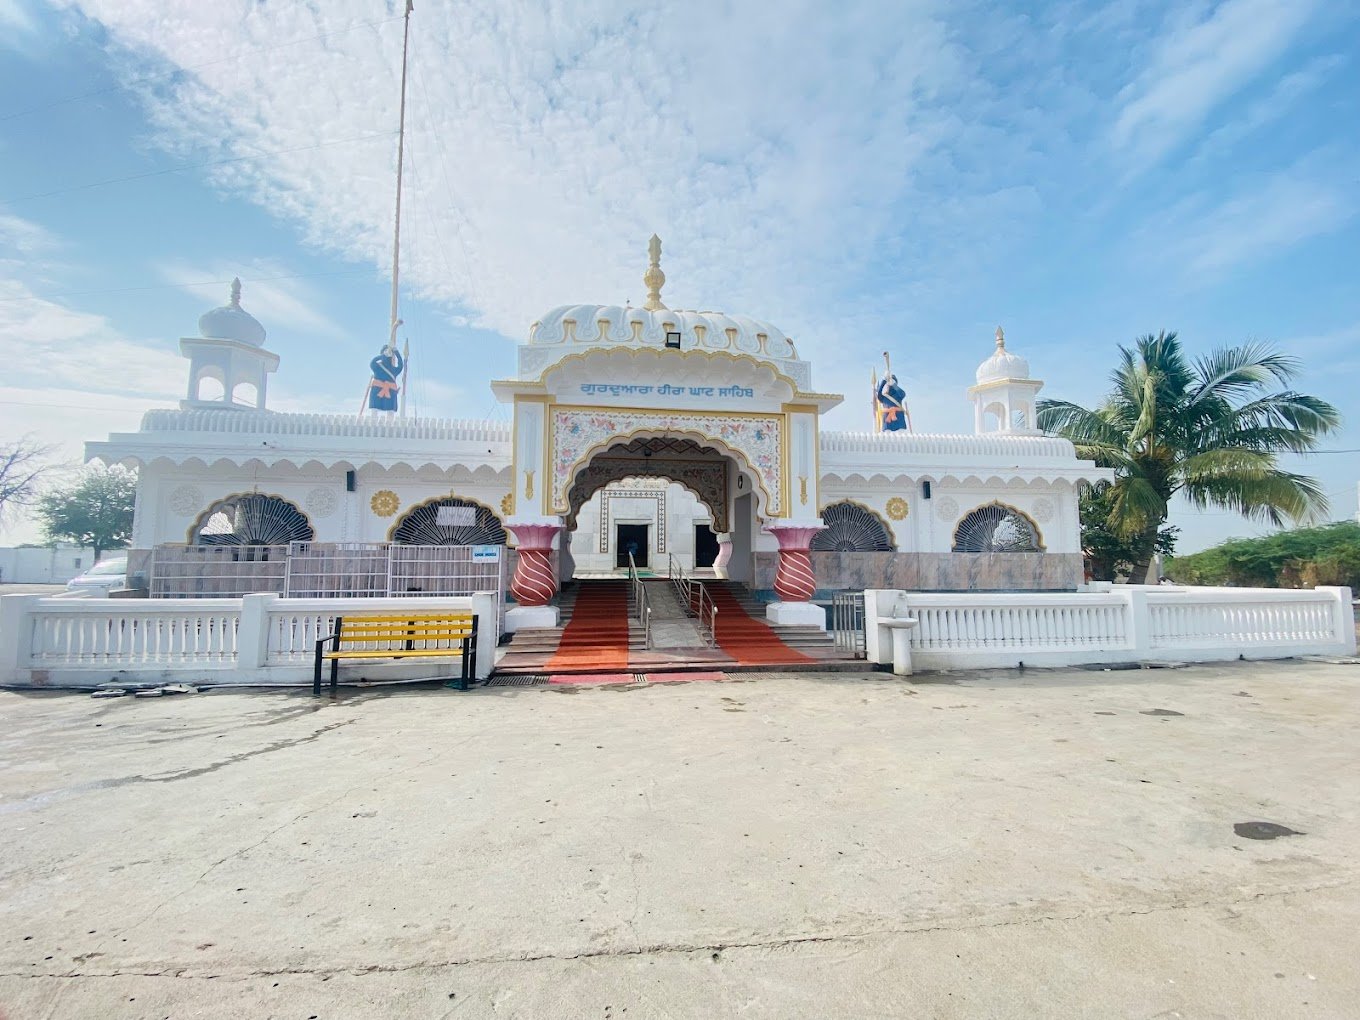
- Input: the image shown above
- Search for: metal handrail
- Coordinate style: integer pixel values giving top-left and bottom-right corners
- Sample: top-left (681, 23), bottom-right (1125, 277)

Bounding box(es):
top-left (628, 552), bottom-right (652, 648)
top-left (668, 553), bottom-right (718, 647)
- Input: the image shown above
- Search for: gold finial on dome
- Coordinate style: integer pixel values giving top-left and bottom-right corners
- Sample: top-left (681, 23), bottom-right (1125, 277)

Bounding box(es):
top-left (643, 234), bottom-right (667, 311)
top-left (995, 325), bottom-right (1005, 349)
top-left (230, 277), bottom-right (242, 307)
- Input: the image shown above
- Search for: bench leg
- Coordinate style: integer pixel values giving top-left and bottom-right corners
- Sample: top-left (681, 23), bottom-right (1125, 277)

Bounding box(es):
top-left (331, 655), bottom-right (339, 697)
top-left (313, 653), bottom-right (322, 697)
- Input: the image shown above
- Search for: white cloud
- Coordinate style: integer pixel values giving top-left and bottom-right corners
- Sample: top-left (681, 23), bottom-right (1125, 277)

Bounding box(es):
top-left (1193, 53), bottom-right (1346, 160)
top-left (48, 0), bottom-right (1029, 359)
top-left (157, 260), bottom-right (346, 338)
top-left (0, 213), bottom-right (56, 255)
top-left (0, 0), bottom-right (36, 37)
top-left (0, 277), bottom-right (183, 398)
top-left (0, 272), bottom-right (178, 543)
top-left (1111, 0), bottom-right (1323, 169)
top-left (1167, 164), bottom-right (1354, 281)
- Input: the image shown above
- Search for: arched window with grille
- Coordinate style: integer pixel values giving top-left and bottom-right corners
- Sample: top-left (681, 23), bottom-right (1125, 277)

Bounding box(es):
top-left (390, 497), bottom-right (506, 545)
top-left (191, 493), bottom-right (314, 546)
top-left (811, 501), bottom-right (895, 552)
top-left (951, 502), bottom-right (1043, 553)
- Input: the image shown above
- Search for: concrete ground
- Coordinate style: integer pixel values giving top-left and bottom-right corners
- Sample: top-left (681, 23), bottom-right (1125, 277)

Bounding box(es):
top-left (1, 661), bottom-right (1357, 1019)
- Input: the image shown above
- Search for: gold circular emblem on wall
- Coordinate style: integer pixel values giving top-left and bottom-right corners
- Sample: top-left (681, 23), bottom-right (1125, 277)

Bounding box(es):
top-left (886, 496), bottom-right (909, 521)
top-left (370, 490), bottom-right (400, 517)
top-left (500, 492), bottom-right (514, 516)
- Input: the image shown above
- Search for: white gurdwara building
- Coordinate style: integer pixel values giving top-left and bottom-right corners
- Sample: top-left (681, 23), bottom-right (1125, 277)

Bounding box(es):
top-left (89, 240), bottom-right (1108, 631)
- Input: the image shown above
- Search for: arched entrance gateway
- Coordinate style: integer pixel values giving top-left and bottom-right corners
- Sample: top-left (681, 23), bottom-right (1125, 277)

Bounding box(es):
top-left (490, 236), bottom-right (842, 632)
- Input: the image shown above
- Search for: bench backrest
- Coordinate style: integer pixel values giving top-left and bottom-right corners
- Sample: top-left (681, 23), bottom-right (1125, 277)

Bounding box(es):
top-left (334, 612), bottom-right (477, 648)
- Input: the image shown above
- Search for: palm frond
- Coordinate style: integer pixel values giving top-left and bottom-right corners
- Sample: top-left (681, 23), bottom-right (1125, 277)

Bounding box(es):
top-left (1183, 470), bottom-right (1331, 526)
top-left (1222, 392), bottom-right (1342, 439)
top-left (1176, 448), bottom-right (1274, 484)
top-left (1189, 342), bottom-right (1299, 407)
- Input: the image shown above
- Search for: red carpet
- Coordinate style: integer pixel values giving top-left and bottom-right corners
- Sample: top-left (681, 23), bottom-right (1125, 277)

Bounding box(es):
top-left (706, 585), bottom-right (813, 666)
top-left (546, 581), bottom-right (631, 670)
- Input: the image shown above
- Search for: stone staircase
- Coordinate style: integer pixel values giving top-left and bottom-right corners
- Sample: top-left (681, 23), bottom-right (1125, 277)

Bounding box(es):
top-left (705, 580), bottom-right (838, 653)
top-left (496, 581), bottom-right (646, 671)
top-left (494, 576), bottom-right (852, 675)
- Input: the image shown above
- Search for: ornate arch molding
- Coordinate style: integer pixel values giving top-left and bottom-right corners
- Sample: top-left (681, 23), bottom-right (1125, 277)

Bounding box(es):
top-left (565, 454), bottom-right (729, 532)
top-left (387, 494), bottom-right (506, 545)
top-left (813, 499), bottom-right (897, 552)
top-left (539, 347), bottom-right (802, 398)
top-left (951, 500), bottom-right (1045, 553)
top-left (188, 492), bottom-right (314, 546)
top-left (550, 410), bottom-right (781, 519)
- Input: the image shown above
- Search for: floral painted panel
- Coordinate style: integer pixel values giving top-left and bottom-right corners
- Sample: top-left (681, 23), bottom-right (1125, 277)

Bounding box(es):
top-left (552, 408), bottom-right (783, 516)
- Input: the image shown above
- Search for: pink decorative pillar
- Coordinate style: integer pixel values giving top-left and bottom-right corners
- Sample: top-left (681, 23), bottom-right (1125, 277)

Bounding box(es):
top-left (763, 521), bottom-right (827, 629)
top-left (505, 517), bottom-right (563, 632)
top-left (712, 533), bottom-right (733, 578)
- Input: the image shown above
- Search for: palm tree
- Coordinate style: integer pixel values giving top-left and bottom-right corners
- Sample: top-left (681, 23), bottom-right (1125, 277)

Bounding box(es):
top-left (1037, 332), bottom-right (1340, 584)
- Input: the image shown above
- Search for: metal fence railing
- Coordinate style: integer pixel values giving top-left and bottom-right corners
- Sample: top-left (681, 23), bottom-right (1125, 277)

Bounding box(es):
top-left (149, 545), bottom-right (288, 598)
top-left (668, 553), bottom-right (718, 647)
top-left (149, 543), bottom-right (507, 632)
top-left (831, 591), bottom-right (866, 658)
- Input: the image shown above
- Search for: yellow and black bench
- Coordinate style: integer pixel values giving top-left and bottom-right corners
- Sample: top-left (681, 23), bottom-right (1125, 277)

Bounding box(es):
top-left (313, 611), bottom-right (479, 696)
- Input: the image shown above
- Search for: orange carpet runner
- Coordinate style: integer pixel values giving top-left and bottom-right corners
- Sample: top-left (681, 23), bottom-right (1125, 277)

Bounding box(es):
top-left (545, 581), bottom-right (631, 670)
top-left (706, 585), bottom-right (813, 666)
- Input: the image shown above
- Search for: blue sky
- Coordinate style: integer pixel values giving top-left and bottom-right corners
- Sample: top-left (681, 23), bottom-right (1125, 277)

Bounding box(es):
top-left (1, 0), bottom-right (1356, 552)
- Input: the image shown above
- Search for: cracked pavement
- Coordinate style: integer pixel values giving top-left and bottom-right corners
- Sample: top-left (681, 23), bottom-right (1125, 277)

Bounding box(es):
top-left (1, 660), bottom-right (1358, 1018)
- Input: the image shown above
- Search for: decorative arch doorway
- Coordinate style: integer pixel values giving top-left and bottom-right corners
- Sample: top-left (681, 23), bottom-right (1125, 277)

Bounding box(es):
top-left (558, 437), bottom-right (756, 583)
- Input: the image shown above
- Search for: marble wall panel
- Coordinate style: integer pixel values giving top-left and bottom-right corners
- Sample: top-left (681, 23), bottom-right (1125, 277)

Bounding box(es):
top-left (754, 551), bottom-right (1082, 593)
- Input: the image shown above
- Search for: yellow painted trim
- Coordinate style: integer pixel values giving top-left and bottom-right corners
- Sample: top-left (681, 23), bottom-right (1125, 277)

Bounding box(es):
top-left (812, 411), bottom-right (822, 513)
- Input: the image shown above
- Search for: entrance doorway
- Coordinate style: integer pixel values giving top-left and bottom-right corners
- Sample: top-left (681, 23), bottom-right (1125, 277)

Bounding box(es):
top-left (615, 523), bottom-right (649, 568)
top-left (694, 524), bottom-right (719, 568)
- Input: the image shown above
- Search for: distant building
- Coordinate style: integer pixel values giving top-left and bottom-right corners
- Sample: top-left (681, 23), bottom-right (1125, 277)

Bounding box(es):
top-left (0, 545), bottom-right (94, 585)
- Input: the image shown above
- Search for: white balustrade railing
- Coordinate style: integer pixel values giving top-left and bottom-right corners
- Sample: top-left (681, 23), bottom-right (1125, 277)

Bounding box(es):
top-left (1146, 590), bottom-right (1337, 649)
top-left (26, 600), bottom-right (240, 668)
top-left (864, 585), bottom-right (1354, 670)
top-left (909, 594), bottom-right (1128, 652)
top-left (0, 592), bottom-right (498, 686)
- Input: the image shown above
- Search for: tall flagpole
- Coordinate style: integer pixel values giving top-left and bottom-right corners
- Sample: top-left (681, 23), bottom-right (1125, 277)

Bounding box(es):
top-left (389, 0), bottom-right (414, 416)
top-left (399, 337), bottom-right (410, 416)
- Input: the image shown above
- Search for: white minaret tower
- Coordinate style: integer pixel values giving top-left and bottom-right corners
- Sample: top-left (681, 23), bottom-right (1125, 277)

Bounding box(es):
top-left (969, 326), bottom-right (1043, 433)
top-left (180, 278), bottom-right (280, 410)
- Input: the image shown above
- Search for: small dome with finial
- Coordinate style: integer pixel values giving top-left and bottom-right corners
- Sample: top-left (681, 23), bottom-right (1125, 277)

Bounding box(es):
top-left (198, 277), bottom-right (266, 347)
top-left (975, 325), bottom-right (1030, 383)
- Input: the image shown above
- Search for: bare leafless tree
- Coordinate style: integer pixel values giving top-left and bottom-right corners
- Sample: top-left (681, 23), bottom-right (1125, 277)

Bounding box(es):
top-left (0, 437), bottom-right (55, 526)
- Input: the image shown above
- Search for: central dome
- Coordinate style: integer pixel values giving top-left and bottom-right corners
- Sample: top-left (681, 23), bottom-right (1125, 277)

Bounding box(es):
top-left (530, 305), bottom-right (800, 362)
